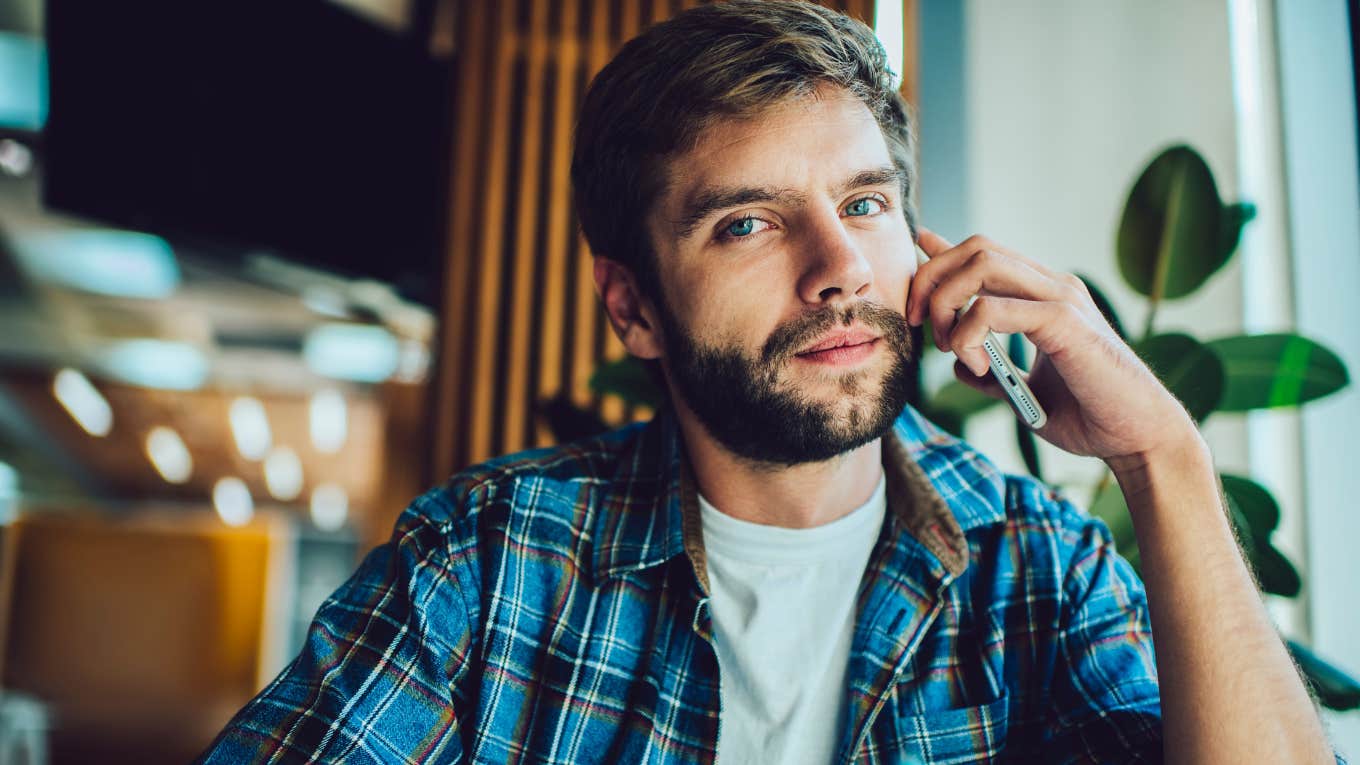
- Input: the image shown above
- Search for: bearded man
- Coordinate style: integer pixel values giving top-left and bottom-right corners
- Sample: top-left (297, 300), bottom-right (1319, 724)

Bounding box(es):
top-left (200, 2), bottom-right (1339, 762)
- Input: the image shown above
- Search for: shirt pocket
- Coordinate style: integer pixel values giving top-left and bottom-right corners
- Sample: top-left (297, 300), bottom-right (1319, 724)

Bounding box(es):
top-left (890, 692), bottom-right (1010, 765)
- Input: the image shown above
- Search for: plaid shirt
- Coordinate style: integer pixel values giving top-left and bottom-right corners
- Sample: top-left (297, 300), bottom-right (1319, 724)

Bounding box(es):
top-left (199, 405), bottom-right (1165, 764)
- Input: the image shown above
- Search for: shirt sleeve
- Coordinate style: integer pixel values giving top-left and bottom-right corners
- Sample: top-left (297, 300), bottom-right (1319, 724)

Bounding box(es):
top-left (1045, 502), bottom-right (1164, 764)
top-left (195, 495), bottom-right (480, 764)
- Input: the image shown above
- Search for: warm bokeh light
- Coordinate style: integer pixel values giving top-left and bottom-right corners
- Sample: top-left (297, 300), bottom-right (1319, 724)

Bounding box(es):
top-left (145, 426), bottom-right (192, 484)
top-left (309, 483), bottom-right (348, 532)
top-left (212, 477), bottom-right (254, 527)
top-left (229, 396), bottom-right (272, 461)
top-left (308, 389), bottom-right (347, 453)
top-left (52, 368), bottom-right (113, 437)
top-left (264, 446), bottom-right (303, 501)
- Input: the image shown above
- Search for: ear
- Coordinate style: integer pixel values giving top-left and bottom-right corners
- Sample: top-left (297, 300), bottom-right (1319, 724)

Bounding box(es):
top-left (593, 257), bottom-right (665, 360)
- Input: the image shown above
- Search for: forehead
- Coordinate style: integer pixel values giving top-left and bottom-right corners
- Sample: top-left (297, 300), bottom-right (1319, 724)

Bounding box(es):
top-left (660, 88), bottom-right (893, 204)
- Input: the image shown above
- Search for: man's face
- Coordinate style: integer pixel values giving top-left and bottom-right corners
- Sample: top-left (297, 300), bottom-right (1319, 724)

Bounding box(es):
top-left (645, 86), bottom-right (918, 466)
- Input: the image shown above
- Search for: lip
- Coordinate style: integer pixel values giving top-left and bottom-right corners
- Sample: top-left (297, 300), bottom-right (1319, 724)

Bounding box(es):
top-left (795, 326), bottom-right (881, 356)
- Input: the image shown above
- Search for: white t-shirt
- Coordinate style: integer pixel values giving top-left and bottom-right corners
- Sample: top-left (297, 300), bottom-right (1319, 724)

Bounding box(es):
top-left (697, 473), bottom-right (887, 765)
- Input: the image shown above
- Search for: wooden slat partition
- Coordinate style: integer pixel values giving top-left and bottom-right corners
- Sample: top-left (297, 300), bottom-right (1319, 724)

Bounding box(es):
top-left (432, 0), bottom-right (912, 476)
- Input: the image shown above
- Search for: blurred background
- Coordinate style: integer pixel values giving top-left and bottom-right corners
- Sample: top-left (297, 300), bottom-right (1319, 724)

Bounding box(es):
top-left (0, 0), bottom-right (1355, 762)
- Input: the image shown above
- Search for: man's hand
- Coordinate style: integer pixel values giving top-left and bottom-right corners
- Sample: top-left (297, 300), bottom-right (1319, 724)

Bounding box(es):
top-left (905, 227), bottom-right (1198, 478)
top-left (907, 227), bottom-right (1337, 763)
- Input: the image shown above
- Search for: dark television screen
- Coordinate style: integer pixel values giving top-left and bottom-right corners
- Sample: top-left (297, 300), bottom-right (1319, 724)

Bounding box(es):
top-left (42, 0), bottom-right (449, 305)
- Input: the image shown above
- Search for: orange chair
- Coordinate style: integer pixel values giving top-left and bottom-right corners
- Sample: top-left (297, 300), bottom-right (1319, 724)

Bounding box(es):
top-left (0, 509), bottom-right (295, 765)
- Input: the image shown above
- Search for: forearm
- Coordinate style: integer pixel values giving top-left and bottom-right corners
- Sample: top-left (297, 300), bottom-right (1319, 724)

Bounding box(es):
top-left (1110, 435), bottom-right (1332, 764)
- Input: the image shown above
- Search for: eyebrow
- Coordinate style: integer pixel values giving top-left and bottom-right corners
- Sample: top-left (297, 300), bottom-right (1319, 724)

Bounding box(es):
top-left (671, 165), bottom-right (904, 242)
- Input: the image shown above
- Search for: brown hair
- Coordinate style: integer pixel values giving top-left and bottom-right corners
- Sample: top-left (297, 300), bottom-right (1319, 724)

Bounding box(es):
top-left (571, 0), bottom-right (918, 300)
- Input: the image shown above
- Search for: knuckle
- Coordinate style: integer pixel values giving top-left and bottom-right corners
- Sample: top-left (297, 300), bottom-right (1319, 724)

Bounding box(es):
top-left (966, 248), bottom-right (996, 270)
top-left (1060, 272), bottom-right (1088, 297)
top-left (962, 233), bottom-right (992, 251)
top-left (1057, 301), bottom-right (1083, 323)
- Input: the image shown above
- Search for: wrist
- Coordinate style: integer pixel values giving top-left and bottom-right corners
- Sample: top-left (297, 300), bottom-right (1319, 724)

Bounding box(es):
top-left (1106, 429), bottom-right (1213, 501)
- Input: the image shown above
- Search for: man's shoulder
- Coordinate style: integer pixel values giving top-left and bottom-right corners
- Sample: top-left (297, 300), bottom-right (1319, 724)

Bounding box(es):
top-left (399, 419), bottom-right (660, 538)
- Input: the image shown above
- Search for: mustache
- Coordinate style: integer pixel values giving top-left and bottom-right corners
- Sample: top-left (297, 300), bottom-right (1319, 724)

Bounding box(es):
top-left (760, 301), bottom-right (911, 364)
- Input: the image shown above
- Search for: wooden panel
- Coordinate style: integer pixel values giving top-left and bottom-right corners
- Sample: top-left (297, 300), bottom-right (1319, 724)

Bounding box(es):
top-left (504, 0), bottom-right (550, 452)
top-left (466, 0), bottom-right (517, 462)
top-left (432, 0), bottom-right (918, 474)
top-left (432, 0), bottom-right (493, 476)
top-left (532, 1), bottom-right (580, 449)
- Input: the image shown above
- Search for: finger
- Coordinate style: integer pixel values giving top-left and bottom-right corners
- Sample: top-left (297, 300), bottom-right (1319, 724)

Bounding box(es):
top-left (924, 250), bottom-right (1071, 351)
top-left (946, 295), bottom-right (1090, 367)
top-left (952, 359), bottom-right (1007, 399)
top-left (912, 235), bottom-right (1062, 318)
top-left (909, 234), bottom-right (1010, 325)
top-left (916, 226), bottom-right (954, 258)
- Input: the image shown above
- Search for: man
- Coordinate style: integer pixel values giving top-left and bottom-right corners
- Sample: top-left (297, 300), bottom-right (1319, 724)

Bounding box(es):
top-left (200, 2), bottom-right (1340, 762)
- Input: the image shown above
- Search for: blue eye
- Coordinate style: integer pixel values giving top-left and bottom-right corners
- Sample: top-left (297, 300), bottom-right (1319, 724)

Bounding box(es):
top-left (845, 197), bottom-right (884, 217)
top-left (725, 217), bottom-right (757, 238)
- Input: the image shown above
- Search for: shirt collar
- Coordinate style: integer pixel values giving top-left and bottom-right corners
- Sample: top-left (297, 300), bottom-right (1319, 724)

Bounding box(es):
top-left (589, 404), bottom-right (1009, 585)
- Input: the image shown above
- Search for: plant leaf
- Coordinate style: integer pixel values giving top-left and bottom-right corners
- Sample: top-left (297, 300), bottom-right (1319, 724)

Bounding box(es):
top-left (1015, 416), bottom-right (1043, 480)
top-left (1088, 479), bottom-right (1140, 574)
top-left (1006, 332), bottom-right (1030, 372)
top-left (1133, 333), bottom-right (1225, 422)
top-left (1220, 474), bottom-right (1280, 536)
top-left (1288, 639), bottom-right (1360, 711)
top-left (1117, 145), bottom-right (1230, 300)
top-left (1076, 273), bottom-right (1127, 340)
top-left (1253, 544), bottom-right (1302, 597)
top-left (1217, 202), bottom-right (1256, 262)
top-left (589, 356), bottom-right (664, 408)
top-left (1207, 334), bottom-right (1350, 410)
top-left (538, 395), bottom-right (608, 443)
top-left (1221, 474), bottom-right (1303, 597)
top-left (922, 407), bottom-right (965, 438)
top-left (924, 380), bottom-right (1002, 436)
top-left (1221, 489), bottom-right (1258, 563)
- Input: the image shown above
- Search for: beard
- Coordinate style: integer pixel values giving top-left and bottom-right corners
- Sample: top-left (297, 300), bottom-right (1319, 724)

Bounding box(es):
top-left (657, 297), bottom-right (916, 468)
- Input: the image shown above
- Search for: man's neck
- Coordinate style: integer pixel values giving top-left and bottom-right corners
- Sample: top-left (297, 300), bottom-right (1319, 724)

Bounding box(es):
top-left (673, 406), bottom-right (886, 529)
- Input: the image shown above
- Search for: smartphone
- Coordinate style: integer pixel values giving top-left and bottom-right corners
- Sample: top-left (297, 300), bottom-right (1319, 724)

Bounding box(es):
top-left (915, 243), bottom-right (1048, 430)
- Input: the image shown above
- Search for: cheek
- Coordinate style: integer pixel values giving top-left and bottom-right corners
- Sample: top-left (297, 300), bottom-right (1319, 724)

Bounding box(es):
top-left (869, 243), bottom-right (916, 308)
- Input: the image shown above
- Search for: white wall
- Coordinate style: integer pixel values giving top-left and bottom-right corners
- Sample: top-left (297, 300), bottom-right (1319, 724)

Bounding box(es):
top-left (919, 0), bottom-right (1358, 756)
top-left (1275, 0), bottom-right (1360, 755)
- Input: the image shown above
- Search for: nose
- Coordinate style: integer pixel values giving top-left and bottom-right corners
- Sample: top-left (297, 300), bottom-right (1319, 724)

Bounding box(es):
top-left (795, 209), bottom-right (873, 305)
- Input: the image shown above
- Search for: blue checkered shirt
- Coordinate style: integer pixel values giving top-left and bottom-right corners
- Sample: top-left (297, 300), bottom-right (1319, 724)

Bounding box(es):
top-left (198, 405), bottom-right (1167, 763)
